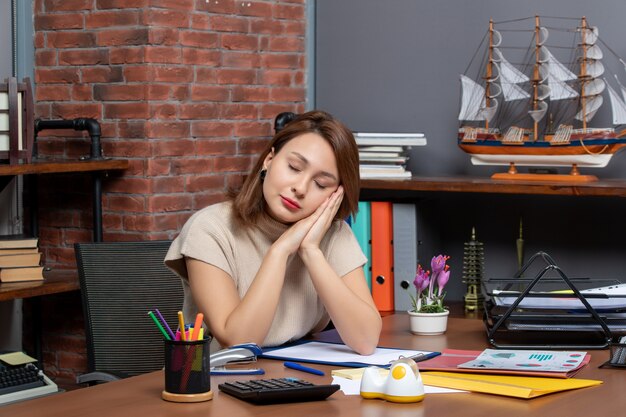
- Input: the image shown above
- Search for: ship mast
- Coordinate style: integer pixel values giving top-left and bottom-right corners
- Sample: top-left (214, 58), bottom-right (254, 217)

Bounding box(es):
top-left (580, 17), bottom-right (588, 131)
top-left (532, 15), bottom-right (541, 141)
top-left (485, 19), bottom-right (494, 131)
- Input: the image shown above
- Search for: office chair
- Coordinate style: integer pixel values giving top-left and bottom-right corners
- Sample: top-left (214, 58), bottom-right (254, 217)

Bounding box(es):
top-left (74, 240), bottom-right (183, 385)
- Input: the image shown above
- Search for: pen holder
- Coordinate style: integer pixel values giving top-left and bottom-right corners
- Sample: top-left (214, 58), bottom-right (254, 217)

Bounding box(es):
top-left (600, 339), bottom-right (626, 369)
top-left (162, 337), bottom-right (213, 402)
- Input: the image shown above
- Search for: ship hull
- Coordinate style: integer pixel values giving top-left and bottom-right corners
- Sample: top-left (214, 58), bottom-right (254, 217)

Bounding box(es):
top-left (458, 134), bottom-right (626, 167)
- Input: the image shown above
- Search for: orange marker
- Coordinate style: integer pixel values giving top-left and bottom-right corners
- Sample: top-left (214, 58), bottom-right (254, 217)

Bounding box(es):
top-left (191, 313), bottom-right (204, 341)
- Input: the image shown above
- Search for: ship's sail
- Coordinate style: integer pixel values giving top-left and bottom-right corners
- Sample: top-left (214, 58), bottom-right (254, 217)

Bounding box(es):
top-left (575, 26), bottom-right (605, 123)
top-left (606, 81), bottom-right (626, 124)
top-left (538, 46), bottom-right (579, 101)
top-left (493, 49), bottom-right (531, 101)
top-left (458, 74), bottom-right (498, 122)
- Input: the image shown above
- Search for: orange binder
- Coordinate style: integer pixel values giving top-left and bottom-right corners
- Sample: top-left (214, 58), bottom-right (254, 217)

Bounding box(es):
top-left (370, 201), bottom-right (394, 312)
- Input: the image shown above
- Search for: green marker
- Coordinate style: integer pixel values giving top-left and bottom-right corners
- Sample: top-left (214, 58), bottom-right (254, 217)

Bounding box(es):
top-left (148, 311), bottom-right (171, 340)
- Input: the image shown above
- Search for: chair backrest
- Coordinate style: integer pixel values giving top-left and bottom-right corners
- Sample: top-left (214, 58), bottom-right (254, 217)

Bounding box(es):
top-left (75, 241), bottom-right (183, 377)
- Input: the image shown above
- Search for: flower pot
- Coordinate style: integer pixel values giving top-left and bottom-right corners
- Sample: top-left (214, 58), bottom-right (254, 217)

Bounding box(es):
top-left (407, 310), bottom-right (449, 335)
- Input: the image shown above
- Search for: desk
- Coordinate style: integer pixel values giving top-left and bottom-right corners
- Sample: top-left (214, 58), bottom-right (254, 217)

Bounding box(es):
top-left (0, 270), bottom-right (78, 302)
top-left (4, 314), bottom-right (625, 417)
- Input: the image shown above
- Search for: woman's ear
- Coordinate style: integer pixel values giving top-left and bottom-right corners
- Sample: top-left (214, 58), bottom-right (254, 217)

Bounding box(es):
top-left (262, 147), bottom-right (275, 170)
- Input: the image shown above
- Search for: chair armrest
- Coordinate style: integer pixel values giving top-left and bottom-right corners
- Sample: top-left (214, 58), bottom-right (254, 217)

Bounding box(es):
top-left (76, 371), bottom-right (128, 385)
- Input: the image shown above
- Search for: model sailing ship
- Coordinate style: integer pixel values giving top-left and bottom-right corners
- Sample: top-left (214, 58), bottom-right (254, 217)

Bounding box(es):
top-left (458, 16), bottom-right (626, 180)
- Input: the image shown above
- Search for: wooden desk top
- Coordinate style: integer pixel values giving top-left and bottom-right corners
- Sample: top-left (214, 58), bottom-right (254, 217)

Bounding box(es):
top-left (4, 314), bottom-right (625, 417)
top-left (0, 270), bottom-right (79, 302)
top-left (361, 176), bottom-right (626, 197)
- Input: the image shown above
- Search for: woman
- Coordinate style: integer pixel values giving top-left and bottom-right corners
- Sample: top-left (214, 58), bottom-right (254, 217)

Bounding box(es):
top-left (165, 110), bottom-right (381, 355)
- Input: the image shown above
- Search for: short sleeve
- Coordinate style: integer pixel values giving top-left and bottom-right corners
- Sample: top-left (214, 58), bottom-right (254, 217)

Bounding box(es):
top-left (325, 220), bottom-right (368, 278)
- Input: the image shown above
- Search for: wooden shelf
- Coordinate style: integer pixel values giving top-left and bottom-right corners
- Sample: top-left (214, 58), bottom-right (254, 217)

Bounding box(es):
top-left (0, 269), bottom-right (79, 302)
top-left (0, 159), bottom-right (129, 176)
top-left (361, 176), bottom-right (626, 197)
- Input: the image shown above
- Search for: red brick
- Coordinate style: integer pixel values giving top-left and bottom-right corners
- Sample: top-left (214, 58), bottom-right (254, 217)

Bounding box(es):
top-left (94, 84), bottom-right (146, 101)
top-left (195, 68), bottom-right (216, 83)
top-left (171, 85), bottom-right (190, 100)
top-left (81, 66), bottom-right (124, 82)
top-left (59, 49), bottom-right (109, 65)
top-left (35, 50), bottom-right (57, 66)
top-left (250, 19), bottom-right (285, 35)
top-left (149, 28), bottom-right (179, 45)
top-left (147, 195), bottom-right (193, 212)
top-left (34, 32), bottom-right (45, 48)
top-left (191, 85), bottom-right (229, 102)
top-left (216, 68), bottom-right (256, 85)
top-left (239, 137), bottom-right (270, 154)
top-left (182, 48), bottom-right (220, 66)
top-left (186, 175), bottom-right (226, 192)
top-left (192, 121), bottom-right (234, 138)
top-left (154, 66), bottom-right (193, 82)
top-left (193, 193), bottom-right (226, 210)
top-left (51, 103), bottom-right (102, 119)
top-left (85, 10), bottom-right (140, 28)
top-left (145, 46), bottom-right (181, 64)
top-left (146, 121), bottom-right (190, 138)
top-left (152, 176), bottom-right (185, 193)
top-left (110, 47), bottom-right (146, 64)
top-left (36, 85), bottom-right (72, 101)
top-left (146, 159), bottom-right (171, 176)
top-left (214, 155), bottom-right (253, 172)
top-left (150, 103), bottom-right (177, 119)
top-left (104, 102), bottom-right (150, 119)
top-left (180, 31), bottom-right (218, 48)
top-left (96, 0), bottom-right (147, 8)
top-left (236, 1), bottom-right (272, 17)
top-left (106, 195), bottom-right (145, 212)
top-left (222, 33), bottom-right (258, 51)
top-left (190, 14), bottom-right (210, 30)
top-left (261, 69), bottom-right (292, 86)
top-left (35, 13), bottom-right (84, 30)
top-left (232, 86), bottom-right (270, 102)
top-left (97, 28), bottom-right (149, 46)
top-left (259, 103), bottom-right (298, 119)
top-left (261, 53), bottom-right (300, 69)
top-left (220, 103), bottom-right (258, 119)
top-left (103, 213), bottom-right (124, 230)
top-left (146, 84), bottom-right (170, 100)
top-left (234, 121), bottom-right (271, 137)
top-left (151, 139), bottom-right (195, 157)
top-left (123, 65), bottom-right (154, 82)
top-left (44, 0), bottom-right (92, 11)
top-left (271, 86), bottom-right (305, 102)
top-left (273, 4), bottom-right (305, 20)
top-left (222, 51), bottom-right (261, 68)
top-left (179, 103), bottom-right (219, 120)
top-left (196, 139), bottom-right (237, 155)
top-left (198, 0), bottom-right (235, 14)
top-left (283, 21), bottom-right (305, 36)
top-left (269, 37), bottom-right (304, 52)
top-left (106, 177), bottom-right (152, 193)
top-left (209, 15), bottom-right (248, 32)
top-left (118, 121), bottom-right (147, 138)
top-left (71, 84), bottom-right (93, 101)
top-left (171, 158), bottom-right (215, 174)
top-left (105, 140), bottom-right (150, 156)
top-left (48, 32), bottom-right (96, 48)
top-left (36, 68), bottom-right (80, 84)
top-left (150, 0), bottom-right (194, 11)
top-left (147, 9), bottom-right (189, 27)
top-left (57, 352), bottom-right (88, 371)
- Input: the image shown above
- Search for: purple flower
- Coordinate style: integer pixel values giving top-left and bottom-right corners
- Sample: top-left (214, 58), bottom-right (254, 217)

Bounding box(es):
top-left (413, 265), bottom-right (430, 293)
top-left (437, 265), bottom-right (450, 297)
top-left (430, 255), bottom-right (450, 275)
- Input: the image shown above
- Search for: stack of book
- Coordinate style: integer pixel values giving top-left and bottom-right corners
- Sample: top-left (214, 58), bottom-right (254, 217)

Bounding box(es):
top-left (354, 132), bottom-right (427, 179)
top-left (0, 235), bottom-right (44, 282)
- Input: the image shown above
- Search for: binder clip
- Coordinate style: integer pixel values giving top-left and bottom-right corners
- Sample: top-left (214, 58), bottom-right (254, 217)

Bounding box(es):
top-left (210, 343), bottom-right (265, 375)
top-left (360, 356), bottom-right (425, 403)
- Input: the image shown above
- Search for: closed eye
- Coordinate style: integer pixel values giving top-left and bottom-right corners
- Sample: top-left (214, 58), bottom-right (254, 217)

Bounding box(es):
top-left (315, 181), bottom-right (327, 190)
top-left (288, 164), bottom-right (301, 172)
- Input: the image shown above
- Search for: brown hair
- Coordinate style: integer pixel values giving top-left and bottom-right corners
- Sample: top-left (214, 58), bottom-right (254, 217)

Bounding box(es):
top-left (232, 110), bottom-right (360, 225)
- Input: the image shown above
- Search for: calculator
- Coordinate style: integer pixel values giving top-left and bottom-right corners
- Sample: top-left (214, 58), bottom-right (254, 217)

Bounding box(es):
top-left (218, 377), bottom-right (340, 404)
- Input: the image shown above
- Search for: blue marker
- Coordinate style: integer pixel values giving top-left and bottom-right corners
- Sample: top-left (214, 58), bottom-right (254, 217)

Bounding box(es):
top-left (284, 361), bottom-right (325, 376)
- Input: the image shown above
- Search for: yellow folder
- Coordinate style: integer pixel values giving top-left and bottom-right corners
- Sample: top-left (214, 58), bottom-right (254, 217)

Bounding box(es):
top-left (420, 372), bottom-right (602, 399)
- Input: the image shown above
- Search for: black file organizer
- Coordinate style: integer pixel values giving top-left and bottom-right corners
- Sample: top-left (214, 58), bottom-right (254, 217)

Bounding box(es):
top-left (482, 252), bottom-right (623, 349)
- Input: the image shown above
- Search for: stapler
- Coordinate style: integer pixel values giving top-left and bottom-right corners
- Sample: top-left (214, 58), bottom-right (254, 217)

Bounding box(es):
top-left (360, 357), bottom-right (425, 403)
top-left (210, 343), bottom-right (265, 375)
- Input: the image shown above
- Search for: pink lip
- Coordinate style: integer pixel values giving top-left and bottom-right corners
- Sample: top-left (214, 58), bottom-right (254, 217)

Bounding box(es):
top-left (280, 196), bottom-right (301, 210)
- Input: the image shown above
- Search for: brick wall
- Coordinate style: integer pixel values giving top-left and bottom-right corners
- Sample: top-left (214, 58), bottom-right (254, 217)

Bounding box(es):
top-left (29, 0), bottom-right (307, 387)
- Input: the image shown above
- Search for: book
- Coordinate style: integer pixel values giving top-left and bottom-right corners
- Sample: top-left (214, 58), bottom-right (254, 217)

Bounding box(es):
top-left (0, 252), bottom-right (41, 268)
top-left (0, 247), bottom-right (39, 255)
top-left (0, 266), bottom-right (45, 282)
top-left (261, 340), bottom-right (439, 367)
top-left (360, 170), bottom-right (412, 179)
top-left (358, 151), bottom-right (404, 158)
top-left (352, 201), bottom-right (372, 291)
top-left (354, 132), bottom-right (425, 138)
top-left (419, 349), bottom-right (591, 378)
top-left (420, 372), bottom-right (602, 399)
top-left (355, 136), bottom-right (427, 147)
top-left (358, 146), bottom-right (405, 153)
top-left (371, 202), bottom-right (394, 312)
top-left (359, 155), bottom-right (408, 163)
top-left (392, 203), bottom-right (418, 312)
top-left (0, 234), bottom-right (38, 250)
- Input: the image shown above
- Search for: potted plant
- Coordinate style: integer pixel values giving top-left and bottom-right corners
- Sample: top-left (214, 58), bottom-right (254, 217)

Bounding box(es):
top-left (407, 255), bottom-right (451, 335)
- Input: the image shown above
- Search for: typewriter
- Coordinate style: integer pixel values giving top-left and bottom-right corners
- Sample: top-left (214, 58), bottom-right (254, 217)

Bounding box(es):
top-left (0, 355), bottom-right (58, 405)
